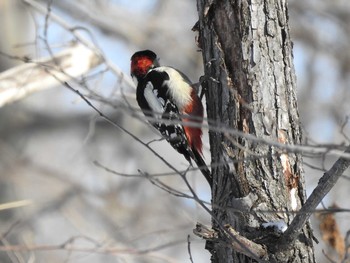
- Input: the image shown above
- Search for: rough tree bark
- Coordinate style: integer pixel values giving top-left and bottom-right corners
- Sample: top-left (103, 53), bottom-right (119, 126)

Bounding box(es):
top-left (196, 0), bottom-right (316, 262)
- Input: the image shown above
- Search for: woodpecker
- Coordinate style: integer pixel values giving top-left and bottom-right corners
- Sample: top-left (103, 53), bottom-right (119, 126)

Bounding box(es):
top-left (130, 50), bottom-right (212, 187)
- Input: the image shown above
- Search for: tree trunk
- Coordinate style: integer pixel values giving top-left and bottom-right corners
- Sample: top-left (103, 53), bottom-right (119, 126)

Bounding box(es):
top-left (196, 0), bottom-right (316, 262)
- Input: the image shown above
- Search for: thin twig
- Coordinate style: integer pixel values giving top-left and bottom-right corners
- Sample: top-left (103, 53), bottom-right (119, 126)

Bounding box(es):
top-left (0, 238), bottom-right (185, 255)
top-left (187, 235), bottom-right (194, 263)
top-left (0, 200), bottom-right (32, 211)
top-left (340, 116), bottom-right (350, 142)
top-left (22, 0), bottom-right (135, 89)
top-left (341, 230), bottom-right (350, 263)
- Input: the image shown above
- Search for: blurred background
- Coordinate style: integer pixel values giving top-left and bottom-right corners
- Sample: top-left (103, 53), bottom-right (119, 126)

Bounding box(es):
top-left (0, 0), bottom-right (349, 262)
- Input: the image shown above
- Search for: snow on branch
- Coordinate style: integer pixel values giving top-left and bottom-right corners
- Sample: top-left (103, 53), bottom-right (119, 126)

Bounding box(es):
top-left (0, 43), bottom-right (102, 107)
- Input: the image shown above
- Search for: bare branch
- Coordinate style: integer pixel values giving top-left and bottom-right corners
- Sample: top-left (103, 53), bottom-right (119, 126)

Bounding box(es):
top-left (0, 200), bottom-right (32, 211)
top-left (0, 236), bottom-right (186, 258)
top-left (0, 43), bottom-right (102, 107)
top-left (278, 146), bottom-right (350, 248)
top-left (193, 223), bottom-right (267, 260)
top-left (124, 104), bottom-right (350, 160)
top-left (22, 0), bottom-right (135, 89)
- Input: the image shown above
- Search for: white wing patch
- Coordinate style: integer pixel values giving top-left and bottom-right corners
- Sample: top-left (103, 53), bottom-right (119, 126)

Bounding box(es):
top-left (144, 82), bottom-right (164, 117)
top-left (153, 67), bottom-right (192, 110)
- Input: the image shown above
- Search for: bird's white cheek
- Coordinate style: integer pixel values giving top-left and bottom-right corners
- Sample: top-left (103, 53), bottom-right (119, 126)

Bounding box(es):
top-left (131, 75), bottom-right (138, 87)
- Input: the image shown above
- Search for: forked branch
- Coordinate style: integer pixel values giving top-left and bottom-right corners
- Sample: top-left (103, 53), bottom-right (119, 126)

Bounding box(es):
top-left (277, 146), bottom-right (350, 249)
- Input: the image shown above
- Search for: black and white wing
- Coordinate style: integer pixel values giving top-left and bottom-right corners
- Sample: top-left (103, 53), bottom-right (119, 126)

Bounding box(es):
top-left (136, 69), bottom-right (194, 162)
